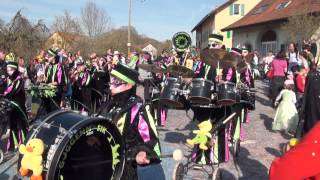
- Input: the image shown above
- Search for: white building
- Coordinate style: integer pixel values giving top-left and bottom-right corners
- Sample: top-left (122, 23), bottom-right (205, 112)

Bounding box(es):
top-left (222, 0), bottom-right (320, 57)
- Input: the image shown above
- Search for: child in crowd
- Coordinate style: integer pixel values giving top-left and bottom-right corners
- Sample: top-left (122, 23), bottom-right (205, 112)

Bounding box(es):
top-left (272, 79), bottom-right (299, 135)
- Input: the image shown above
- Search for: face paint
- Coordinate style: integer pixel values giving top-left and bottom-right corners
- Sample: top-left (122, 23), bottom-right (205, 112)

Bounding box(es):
top-left (110, 77), bottom-right (133, 95)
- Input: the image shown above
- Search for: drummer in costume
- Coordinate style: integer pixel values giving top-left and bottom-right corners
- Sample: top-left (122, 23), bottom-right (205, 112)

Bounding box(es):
top-left (100, 63), bottom-right (165, 180)
top-left (239, 46), bottom-right (255, 124)
top-left (228, 47), bottom-right (245, 146)
top-left (70, 58), bottom-right (93, 112)
top-left (91, 55), bottom-right (110, 108)
top-left (191, 33), bottom-right (231, 164)
top-left (44, 48), bottom-right (68, 112)
top-left (142, 52), bottom-right (168, 127)
top-left (3, 61), bottom-right (28, 152)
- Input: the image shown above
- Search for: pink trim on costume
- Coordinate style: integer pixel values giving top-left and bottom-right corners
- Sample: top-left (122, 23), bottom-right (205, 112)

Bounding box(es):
top-left (226, 68), bottom-right (233, 81)
top-left (131, 104), bottom-right (140, 124)
top-left (225, 129), bottom-right (229, 162)
top-left (81, 73), bottom-right (87, 86)
top-left (240, 125), bottom-right (244, 141)
top-left (245, 69), bottom-right (251, 86)
top-left (228, 122), bottom-right (233, 140)
top-left (191, 145), bottom-right (198, 161)
top-left (210, 146), bottom-right (214, 163)
top-left (57, 64), bottom-right (62, 84)
top-left (18, 130), bottom-right (21, 144)
top-left (6, 138), bottom-right (10, 152)
top-left (138, 114), bottom-right (151, 143)
top-left (4, 85), bottom-right (13, 96)
top-left (160, 109), bottom-right (166, 126)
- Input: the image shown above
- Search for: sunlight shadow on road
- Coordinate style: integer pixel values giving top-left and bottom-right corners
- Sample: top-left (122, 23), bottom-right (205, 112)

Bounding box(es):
top-left (235, 147), bottom-right (269, 180)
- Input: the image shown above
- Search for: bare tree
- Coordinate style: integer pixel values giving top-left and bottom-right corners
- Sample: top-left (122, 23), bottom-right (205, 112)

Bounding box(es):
top-left (81, 1), bottom-right (112, 38)
top-left (0, 10), bottom-right (49, 61)
top-left (52, 10), bottom-right (82, 33)
top-left (282, 5), bottom-right (320, 43)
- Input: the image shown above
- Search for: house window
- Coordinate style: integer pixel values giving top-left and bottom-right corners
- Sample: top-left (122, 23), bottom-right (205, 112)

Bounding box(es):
top-left (230, 4), bottom-right (244, 15)
top-left (252, 4), bottom-right (269, 15)
top-left (261, 30), bottom-right (277, 56)
top-left (233, 4), bottom-right (240, 15)
top-left (276, 1), bottom-right (291, 10)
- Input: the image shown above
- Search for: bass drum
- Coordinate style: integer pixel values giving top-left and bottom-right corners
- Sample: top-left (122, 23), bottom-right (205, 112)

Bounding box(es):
top-left (18, 110), bottom-right (125, 180)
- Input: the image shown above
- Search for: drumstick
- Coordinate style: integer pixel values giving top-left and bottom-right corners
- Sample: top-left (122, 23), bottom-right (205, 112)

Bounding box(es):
top-left (211, 112), bottom-right (236, 133)
top-left (127, 149), bottom-right (184, 162)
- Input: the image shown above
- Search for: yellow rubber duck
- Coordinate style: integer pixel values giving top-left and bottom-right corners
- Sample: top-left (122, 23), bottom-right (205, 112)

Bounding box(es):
top-left (19, 138), bottom-right (45, 180)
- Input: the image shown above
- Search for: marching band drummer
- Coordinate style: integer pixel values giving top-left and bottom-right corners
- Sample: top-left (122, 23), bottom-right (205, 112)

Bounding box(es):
top-left (239, 46), bottom-right (255, 124)
top-left (140, 51), bottom-right (169, 127)
top-left (191, 33), bottom-right (232, 165)
top-left (44, 48), bottom-right (68, 113)
top-left (3, 61), bottom-right (28, 152)
top-left (100, 63), bottom-right (165, 180)
top-left (70, 58), bottom-right (93, 112)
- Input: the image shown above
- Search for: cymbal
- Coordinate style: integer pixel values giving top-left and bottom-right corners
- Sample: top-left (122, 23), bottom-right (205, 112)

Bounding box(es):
top-left (137, 64), bottom-right (165, 73)
top-left (200, 48), bottom-right (241, 68)
top-left (236, 61), bottom-right (249, 72)
top-left (166, 65), bottom-right (194, 78)
top-left (243, 53), bottom-right (254, 63)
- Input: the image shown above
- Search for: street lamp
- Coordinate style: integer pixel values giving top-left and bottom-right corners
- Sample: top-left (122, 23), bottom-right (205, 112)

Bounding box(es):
top-left (128, 0), bottom-right (132, 57)
top-left (128, 0), bottom-right (146, 57)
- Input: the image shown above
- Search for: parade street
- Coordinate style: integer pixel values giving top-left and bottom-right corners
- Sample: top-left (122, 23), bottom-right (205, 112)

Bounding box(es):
top-left (145, 80), bottom-right (288, 180)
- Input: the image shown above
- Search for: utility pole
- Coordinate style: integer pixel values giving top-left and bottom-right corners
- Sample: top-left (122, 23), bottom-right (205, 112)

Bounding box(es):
top-left (128, 0), bottom-right (132, 57)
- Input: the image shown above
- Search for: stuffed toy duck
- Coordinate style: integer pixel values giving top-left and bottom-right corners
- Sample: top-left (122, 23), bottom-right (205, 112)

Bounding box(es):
top-left (19, 138), bottom-right (45, 180)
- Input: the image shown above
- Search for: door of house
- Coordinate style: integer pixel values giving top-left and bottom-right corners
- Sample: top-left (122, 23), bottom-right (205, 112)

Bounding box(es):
top-left (261, 41), bottom-right (277, 57)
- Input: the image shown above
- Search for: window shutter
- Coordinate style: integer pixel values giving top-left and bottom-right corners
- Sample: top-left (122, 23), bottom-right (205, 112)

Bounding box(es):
top-left (241, 4), bottom-right (245, 16)
top-left (227, 31), bottom-right (231, 38)
top-left (229, 5), bottom-right (233, 15)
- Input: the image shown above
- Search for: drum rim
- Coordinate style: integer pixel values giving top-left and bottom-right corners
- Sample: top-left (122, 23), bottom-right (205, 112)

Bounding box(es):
top-left (160, 98), bottom-right (184, 108)
top-left (49, 116), bottom-right (125, 180)
top-left (191, 78), bottom-right (214, 84)
top-left (218, 81), bottom-right (236, 86)
top-left (29, 110), bottom-right (73, 140)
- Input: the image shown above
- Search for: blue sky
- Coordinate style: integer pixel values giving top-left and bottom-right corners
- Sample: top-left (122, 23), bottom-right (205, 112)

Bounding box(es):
top-left (0, 0), bottom-right (223, 41)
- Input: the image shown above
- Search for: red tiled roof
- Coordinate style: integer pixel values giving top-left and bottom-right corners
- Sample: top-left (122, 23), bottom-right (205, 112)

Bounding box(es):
top-left (191, 0), bottom-right (237, 32)
top-left (222, 0), bottom-right (320, 31)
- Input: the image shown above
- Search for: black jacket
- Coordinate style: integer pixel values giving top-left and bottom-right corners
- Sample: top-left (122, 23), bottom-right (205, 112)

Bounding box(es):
top-left (101, 90), bottom-right (161, 180)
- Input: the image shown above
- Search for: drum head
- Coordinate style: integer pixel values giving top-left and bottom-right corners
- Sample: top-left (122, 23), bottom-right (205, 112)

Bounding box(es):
top-left (19, 111), bottom-right (125, 180)
top-left (54, 119), bottom-right (125, 180)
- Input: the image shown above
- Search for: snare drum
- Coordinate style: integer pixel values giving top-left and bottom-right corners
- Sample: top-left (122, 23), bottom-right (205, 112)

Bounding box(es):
top-left (160, 78), bottom-right (184, 108)
top-left (217, 82), bottom-right (237, 106)
top-left (239, 90), bottom-right (256, 110)
top-left (19, 110), bottom-right (125, 180)
top-left (188, 78), bottom-right (214, 104)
